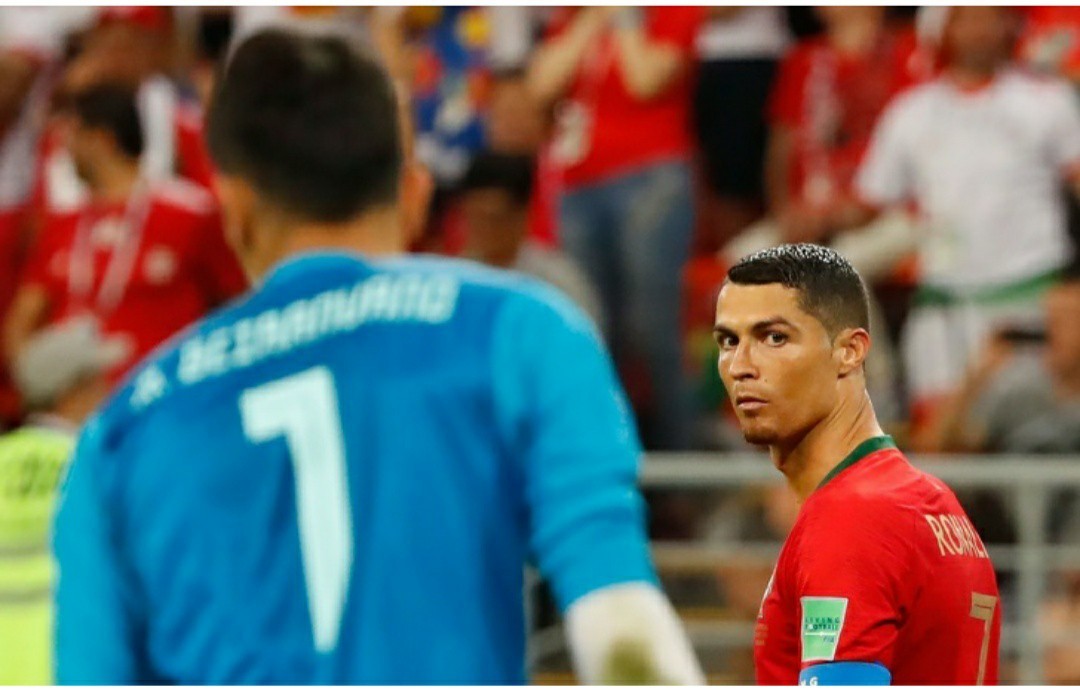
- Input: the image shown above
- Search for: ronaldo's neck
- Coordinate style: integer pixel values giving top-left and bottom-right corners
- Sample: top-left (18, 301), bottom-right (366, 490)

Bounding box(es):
top-left (771, 389), bottom-right (885, 503)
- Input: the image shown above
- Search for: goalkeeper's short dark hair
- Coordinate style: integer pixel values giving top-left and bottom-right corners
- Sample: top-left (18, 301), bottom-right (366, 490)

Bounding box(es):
top-left (207, 29), bottom-right (402, 224)
top-left (726, 243), bottom-right (870, 336)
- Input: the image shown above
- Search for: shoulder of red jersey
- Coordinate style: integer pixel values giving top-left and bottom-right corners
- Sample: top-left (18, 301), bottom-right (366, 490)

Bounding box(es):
top-left (800, 450), bottom-right (919, 532)
top-left (149, 177), bottom-right (217, 216)
top-left (803, 482), bottom-right (909, 533)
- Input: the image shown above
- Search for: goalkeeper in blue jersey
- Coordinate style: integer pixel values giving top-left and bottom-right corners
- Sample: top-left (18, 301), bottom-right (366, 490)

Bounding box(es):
top-left (51, 29), bottom-right (703, 685)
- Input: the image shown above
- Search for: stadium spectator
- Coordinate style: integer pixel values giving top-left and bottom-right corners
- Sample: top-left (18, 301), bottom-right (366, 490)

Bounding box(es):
top-left (38, 7), bottom-right (215, 218)
top-left (838, 6), bottom-right (1080, 446)
top-left (0, 9), bottom-right (73, 427)
top-left (459, 151), bottom-right (604, 332)
top-left (0, 318), bottom-right (120, 684)
top-left (486, 69), bottom-right (561, 249)
top-left (406, 6), bottom-right (496, 186)
top-left (934, 277), bottom-right (1080, 456)
top-left (929, 277), bottom-right (1080, 559)
top-left (692, 7), bottom-right (789, 254)
top-left (386, 8), bottom-right (533, 256)
top-left (725, 6), bottom-right (921, 282)
top-left (2, 84), bottom-right (246, 382)
top-left (528, 6), bottom-right (705, 450)
top-left (403, 7), bottom-right (549, 185)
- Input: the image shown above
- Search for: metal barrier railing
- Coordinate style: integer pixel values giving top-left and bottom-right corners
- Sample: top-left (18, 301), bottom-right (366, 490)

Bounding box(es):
top-left (529, 454), bottom-right (1080, 684)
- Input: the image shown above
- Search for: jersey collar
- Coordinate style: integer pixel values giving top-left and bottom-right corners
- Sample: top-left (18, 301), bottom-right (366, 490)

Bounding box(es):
top-left (816, 435), bottom-right (896, 491)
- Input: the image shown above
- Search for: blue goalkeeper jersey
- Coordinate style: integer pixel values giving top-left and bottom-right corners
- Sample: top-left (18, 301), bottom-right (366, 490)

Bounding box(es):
top-left (53, 252), bottom-right (657, 684)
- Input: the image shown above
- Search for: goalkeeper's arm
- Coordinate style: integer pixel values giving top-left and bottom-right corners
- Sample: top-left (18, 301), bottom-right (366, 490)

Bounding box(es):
top-left (565, 582), bottom-right (704, 685)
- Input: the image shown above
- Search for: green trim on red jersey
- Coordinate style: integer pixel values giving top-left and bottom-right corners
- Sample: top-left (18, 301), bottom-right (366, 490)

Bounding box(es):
top-left (816, 435), bottom-right (896, 491)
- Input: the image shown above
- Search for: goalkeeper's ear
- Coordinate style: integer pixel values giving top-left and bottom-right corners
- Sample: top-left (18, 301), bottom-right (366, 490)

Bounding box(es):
top-left (564, 582), bottom-right (705, 685)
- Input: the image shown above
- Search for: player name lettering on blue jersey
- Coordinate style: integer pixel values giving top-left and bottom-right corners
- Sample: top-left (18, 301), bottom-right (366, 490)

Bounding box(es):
top-left (178, 273), bottom-right (460, 385)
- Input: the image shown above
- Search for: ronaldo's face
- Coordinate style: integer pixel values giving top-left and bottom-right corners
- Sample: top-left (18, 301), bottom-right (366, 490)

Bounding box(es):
top-left (714, 282), bottom-right (841, 449)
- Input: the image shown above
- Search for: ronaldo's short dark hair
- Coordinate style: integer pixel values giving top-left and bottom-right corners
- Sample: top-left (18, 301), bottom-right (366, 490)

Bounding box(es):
top-left (207, 29), bottom-right (402, 223)
top-left (726, 243), bottom-right (870, 335)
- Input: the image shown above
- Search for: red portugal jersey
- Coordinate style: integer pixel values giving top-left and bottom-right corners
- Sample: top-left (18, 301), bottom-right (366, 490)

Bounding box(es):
top-left (755, 436), bottom-right (1001, 685)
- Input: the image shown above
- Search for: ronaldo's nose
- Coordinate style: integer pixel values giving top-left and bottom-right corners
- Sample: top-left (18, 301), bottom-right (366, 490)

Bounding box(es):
top-left (728, 342), bottom-right (758, 381)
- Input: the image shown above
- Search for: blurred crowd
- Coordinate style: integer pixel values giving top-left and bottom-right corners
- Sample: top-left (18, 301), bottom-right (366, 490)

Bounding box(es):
top-left (2, 6), bottom-right (1079, 452)
top-left (1, 5), bottom-right (1080, 682)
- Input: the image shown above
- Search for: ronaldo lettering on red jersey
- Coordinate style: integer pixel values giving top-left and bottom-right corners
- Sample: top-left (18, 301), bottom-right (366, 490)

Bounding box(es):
top-left (755, 436), bottom-right (1001, 685)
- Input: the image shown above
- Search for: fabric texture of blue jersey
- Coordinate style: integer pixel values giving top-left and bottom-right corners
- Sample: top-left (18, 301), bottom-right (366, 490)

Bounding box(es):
top-left (52, 252), bottom-right (658, 684)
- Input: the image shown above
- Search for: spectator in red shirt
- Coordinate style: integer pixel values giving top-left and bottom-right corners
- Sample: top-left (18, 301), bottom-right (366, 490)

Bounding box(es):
top-left (3, 84), bottom-right (247, 384)
top-left (0, 8), bottom-right (76, 426)
top-left (724, 7), bottom-right (922, 286)
top-left (763, 7), bottom-right (921, 245)
top-left (528, 6), bottom-right (704, 450)
top-left (36, 7), bottom-right (215, 218)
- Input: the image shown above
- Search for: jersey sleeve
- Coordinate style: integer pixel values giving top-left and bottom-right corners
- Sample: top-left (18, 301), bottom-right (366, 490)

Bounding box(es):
top-left (791, 499), bottom-right (917, 671)
top-left (491, 286), bottom-right (657, 612)
top-left (53, 414), bottom-right (149, 683)
top-left (854, 97), bottom-right (915, 207)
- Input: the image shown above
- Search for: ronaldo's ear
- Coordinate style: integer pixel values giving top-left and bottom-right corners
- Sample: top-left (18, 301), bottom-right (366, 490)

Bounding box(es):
top-left (835, 327), bottom-right (871, 377)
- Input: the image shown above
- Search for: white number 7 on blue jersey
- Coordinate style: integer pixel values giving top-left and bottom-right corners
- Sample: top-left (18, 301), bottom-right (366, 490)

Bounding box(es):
top-left (240, 366), bottom-right (353, 653)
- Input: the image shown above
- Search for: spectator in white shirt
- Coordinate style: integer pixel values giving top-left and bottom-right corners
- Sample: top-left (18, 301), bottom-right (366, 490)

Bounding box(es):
top-left (818, 7), bottom-right (1080, 446)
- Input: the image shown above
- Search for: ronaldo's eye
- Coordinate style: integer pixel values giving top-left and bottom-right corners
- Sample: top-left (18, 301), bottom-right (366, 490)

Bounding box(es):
top-left (718, 334), bottom-right (738, 350)
top-left (765, 331), bottom-right (788, 346)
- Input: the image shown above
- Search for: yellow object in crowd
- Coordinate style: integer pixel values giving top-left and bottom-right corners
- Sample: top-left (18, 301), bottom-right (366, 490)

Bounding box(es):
top-left (0, 425), bottom-right (73, 685)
